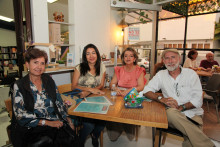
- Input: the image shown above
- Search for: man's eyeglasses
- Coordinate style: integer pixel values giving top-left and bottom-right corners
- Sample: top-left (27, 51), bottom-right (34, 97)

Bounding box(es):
top-left (174, 83), bottom-right (180, 97)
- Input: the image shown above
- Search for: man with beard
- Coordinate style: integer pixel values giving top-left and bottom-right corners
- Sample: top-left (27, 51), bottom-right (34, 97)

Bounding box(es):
top-left (143, 49), bottom-right (214, 147)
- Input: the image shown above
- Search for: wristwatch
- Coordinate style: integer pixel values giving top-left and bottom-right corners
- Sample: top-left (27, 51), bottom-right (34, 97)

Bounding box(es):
top-left (157, 96), bottom-right (163, 101)
top-left (181, 104), bottom-right (186, 112)
top-left (42, 120), bottom-right (46, 126)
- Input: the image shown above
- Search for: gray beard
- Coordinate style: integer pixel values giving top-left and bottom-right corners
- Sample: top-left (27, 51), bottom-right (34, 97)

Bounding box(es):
top-left (165, 61), bottom-right (179, 71)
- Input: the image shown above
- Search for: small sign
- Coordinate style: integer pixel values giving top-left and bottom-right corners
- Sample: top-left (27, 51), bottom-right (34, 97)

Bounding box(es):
top-left (128, 27), bottom-right (140, 40)
top-left (67, 53), bottom-right (74, 66)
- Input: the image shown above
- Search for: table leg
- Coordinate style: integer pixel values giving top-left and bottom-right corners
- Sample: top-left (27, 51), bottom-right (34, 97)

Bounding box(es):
top-left (153, 128), bottom-right (161, 147)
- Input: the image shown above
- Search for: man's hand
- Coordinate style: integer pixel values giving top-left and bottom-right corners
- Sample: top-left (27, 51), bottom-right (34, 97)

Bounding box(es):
top-left (160, 97), bottom-right (178, 109)
top-left (177, 105), bottom-right (184, 111)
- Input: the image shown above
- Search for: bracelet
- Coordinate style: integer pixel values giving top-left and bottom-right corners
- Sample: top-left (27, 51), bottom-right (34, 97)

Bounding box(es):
top-left (181, 104), bottom-right (186, 112)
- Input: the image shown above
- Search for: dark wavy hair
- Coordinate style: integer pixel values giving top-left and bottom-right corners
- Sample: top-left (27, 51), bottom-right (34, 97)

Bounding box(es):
top-left (80, 44), bottom-right (101, 76)
top-left (121, 47), bottom-right (138, 65)
top-left (188, 49), bottom-right (198, 59)
top-left (25, 48), bottom-right (48, 63)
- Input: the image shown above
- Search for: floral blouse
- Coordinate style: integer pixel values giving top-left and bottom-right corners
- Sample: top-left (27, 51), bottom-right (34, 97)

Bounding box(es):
top-left (76, 63), bottom-right (106, 88)
top-left (13, 81), bottom-right (67, 128)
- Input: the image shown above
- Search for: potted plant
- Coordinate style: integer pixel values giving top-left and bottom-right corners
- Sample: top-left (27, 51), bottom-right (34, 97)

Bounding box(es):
top-left (56, 60), bottom-right (65, 67)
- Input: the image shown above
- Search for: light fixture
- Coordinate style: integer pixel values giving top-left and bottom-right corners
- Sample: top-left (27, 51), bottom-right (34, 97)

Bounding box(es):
top-left (118, 10), bottom-right (128, 28)
top-left (0, 15), bottom-right (13, 22)
top-left (47, 0), bottom-right (58, 3)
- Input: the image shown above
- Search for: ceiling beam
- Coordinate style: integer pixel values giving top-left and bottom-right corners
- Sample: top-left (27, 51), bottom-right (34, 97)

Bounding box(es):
top-left (0, 20), bottom-right (15, 31)
top-left (154, 0), bottom-right (176, 5)
top-left (111, 0), bottom-right (162, 11)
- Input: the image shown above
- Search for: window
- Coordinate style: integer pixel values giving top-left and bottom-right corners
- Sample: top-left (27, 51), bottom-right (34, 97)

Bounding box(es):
top-left (178, 44), bottom-right (182, 48)
top-left (168, 44), bottom-right (172, 48)
top-left (164, 44), bottom-right (168, 48)
top-left (173, 44), bottom-right (177, 48)
top-left (204, 43), bottom-right (210, 49)
top-left (198, 44), bottom-right (203, 49)
top-left (192, 44), bottom-right (197, 48)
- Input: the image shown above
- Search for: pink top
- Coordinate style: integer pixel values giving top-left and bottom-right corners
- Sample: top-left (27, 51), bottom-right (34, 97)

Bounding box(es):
top-left (115, 65), bottom-right (147, 88)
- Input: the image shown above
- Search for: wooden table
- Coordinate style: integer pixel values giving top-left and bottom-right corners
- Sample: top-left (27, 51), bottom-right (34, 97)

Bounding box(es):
top-left (196, 70), bottom-right (212, 77)
top-left (68, 89), bottom-right (168, 146)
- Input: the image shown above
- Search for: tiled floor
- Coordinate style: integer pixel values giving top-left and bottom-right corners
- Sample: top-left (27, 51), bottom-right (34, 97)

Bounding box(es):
top-left (0, 110), bottom-right (219, 147)
top-left (0, 111), bottom-right (10, 147)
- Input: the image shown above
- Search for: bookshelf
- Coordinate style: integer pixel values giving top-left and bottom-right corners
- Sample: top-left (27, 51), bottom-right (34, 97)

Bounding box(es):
top-left (0, 46), bottom-right (17, 68)
top-left (47, 0), bottom-right (74, 64)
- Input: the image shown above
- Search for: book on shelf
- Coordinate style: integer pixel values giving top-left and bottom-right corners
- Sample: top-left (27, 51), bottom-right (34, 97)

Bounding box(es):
top-left (73, 96), bottom-right (112, 114)
top-left (11, 60), bottom-right (17, 65)
top-left (11, 47), bottom-right (17, 53)
top-left (11, 54), bottom-right (17, 59)
top-left (4, 61), bottom-right (9, 66)
top-left (3, 54), bottom-right (9, 59)
top-left (1, 47), bottom-right (9, 53)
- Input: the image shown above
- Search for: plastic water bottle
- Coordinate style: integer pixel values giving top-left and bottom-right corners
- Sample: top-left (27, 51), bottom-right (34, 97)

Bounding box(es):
top-left (111, 84), bottom-right (117, 99)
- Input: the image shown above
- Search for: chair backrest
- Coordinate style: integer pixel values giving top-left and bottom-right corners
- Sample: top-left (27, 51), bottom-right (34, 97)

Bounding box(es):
top-left (204, 74), bottom-right (220, 98)
top-left (7, 70), bottom-right (19, 78)
top-left (57, 83), bottom-right (72, 93)
top-left (205, 74), bottom-right (220, 92)
top-left (4, 98), bottom-right (12, 119)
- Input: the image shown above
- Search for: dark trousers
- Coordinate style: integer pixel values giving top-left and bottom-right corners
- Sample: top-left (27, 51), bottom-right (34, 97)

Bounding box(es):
top-left (80, 118), bottom-right (105, 145)
top-left (11, 124), bottom-right (75, 147)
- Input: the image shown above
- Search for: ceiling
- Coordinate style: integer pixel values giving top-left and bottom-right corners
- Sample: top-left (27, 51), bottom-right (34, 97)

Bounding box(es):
top-left (1, 0), bottom-right (220, 31)
top-left (121, 0), bottom-right (220, 25)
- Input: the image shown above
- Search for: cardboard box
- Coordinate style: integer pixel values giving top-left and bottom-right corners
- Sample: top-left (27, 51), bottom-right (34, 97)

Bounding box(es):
top-left (49, 23), bottom-right (61, 44)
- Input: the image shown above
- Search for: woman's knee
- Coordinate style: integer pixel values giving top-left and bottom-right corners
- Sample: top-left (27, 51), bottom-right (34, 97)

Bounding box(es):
top-left (82, 122), bottom-right (95, 132)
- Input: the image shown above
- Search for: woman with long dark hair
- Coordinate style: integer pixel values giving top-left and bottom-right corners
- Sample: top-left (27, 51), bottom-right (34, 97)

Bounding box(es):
top-left (72, 43), bottom-right (106, 147)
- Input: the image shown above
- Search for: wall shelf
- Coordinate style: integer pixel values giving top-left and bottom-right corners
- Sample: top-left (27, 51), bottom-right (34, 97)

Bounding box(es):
top-left (48, 20), bottom-right (74, 26)
top-left (54, 44), bottom-right (75, 46)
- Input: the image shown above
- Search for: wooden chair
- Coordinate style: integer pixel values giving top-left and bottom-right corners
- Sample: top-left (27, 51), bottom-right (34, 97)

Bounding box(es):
top-left (57, 83), bottom-right (72, 94)
top-left (57, 84), bottom-right (104, 147)
top-left (4, 98), bottom-right (12, 144)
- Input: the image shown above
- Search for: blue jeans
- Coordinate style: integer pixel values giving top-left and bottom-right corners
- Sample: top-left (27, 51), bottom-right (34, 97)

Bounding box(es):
top-left (80, 118), bottom-right (105, 145)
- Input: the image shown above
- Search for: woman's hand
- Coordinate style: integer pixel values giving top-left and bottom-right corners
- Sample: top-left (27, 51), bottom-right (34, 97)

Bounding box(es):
top-left (115, 88), bottom-right (130, 97)
top-left (89, 88), bottom-right (105, 95)
top-left (46, 120), bottom-right (64, 129)
top-left (67, 117), bottom-right (75, 130)
top-left (79, 91), bottom-right (91, 98)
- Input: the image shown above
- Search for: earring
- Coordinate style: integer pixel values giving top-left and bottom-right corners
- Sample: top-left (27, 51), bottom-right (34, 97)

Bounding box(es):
top-left (27, 68), bottom-right (29, 72)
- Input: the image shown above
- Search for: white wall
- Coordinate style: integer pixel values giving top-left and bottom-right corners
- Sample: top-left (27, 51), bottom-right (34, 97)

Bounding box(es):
top-left (187, 14), bottom-right (215, 40)
top-left (0, 28), bottom-right (16, 46)
top-left (74, 0), bottom-right (111, 65)
top-left (110, 10), bottom-right (124, 53)
top-left (30, 0), bottom-right (50, 60)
